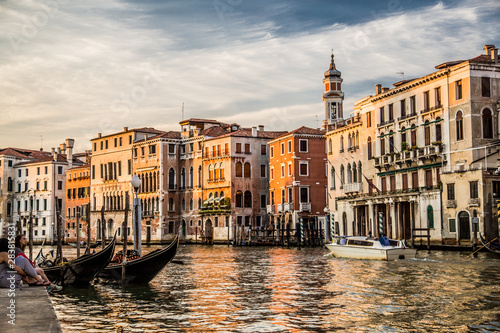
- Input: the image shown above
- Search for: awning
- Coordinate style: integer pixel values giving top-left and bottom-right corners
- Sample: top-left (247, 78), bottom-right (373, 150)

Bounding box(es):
top-left (421, 119), bottom-right (444, 126)
top-left (400, 126), bottom-right (417, 133)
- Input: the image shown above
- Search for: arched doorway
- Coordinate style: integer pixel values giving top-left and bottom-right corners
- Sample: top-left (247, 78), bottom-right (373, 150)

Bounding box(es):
top-left (205, 219), bottom-right (213, 244)
top-left (181, 219), bottom-right (187, 239)
top-left (107, 219), bottom-right (114, 239)
top-left (458, 211), bottom-right (470, 240)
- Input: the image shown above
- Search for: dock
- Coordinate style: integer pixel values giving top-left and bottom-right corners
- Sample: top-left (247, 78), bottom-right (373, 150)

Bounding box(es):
top-left (0, 285), bottom-right (62, 333)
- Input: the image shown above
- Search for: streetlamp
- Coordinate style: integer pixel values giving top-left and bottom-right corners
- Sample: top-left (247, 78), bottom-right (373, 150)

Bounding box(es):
top-left (131, 174), bottom-right (142, 256)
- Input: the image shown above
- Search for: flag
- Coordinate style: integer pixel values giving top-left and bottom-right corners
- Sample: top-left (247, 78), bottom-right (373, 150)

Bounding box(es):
top-left (363, 174), bottom-right (381, 194)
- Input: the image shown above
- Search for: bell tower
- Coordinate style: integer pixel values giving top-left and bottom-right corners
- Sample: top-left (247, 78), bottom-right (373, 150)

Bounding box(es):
top-left (322, 52), bottom-right (344, 129)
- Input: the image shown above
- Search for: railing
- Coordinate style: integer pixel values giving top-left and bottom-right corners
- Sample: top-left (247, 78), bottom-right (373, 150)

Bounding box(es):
top-left (343, 182), bottom-right (362, 193)
top-left (299, 202), bottom-right (311, 212)
top-left (267, 205), bottom-right (275, 214)
top-left (398, 112), bottom-right (417, 121)
top-left (284, 203), bottom-right (293, 211)
top-left (377, 119), bottom-right (395, 127)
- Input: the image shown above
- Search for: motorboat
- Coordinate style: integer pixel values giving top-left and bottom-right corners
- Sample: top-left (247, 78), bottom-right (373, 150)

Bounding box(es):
top-left (326, 236), bottom-right (417, 260)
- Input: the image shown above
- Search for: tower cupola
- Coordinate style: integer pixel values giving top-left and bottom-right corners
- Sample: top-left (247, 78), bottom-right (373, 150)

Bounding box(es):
top-left (322, 52), bottom-right (344, 128)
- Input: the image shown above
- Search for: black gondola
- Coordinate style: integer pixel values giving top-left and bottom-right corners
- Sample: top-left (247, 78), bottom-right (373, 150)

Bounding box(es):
top-left (479, 234), bottom-right (500, 255)
top-left (38, 236), bottom-right (116, 285)
top-left (97, 234), bottom-right (179, 284)
top-left (68, 241), bottom-right (100, 249)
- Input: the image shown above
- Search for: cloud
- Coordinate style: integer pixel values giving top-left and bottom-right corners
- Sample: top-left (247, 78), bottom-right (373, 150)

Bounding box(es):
top-left (0, 0), bottom-right (498, 152)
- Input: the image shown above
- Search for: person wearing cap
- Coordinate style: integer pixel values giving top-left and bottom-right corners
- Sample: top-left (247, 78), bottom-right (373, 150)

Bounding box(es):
top-left (340, 236), bottom-right (347, 245)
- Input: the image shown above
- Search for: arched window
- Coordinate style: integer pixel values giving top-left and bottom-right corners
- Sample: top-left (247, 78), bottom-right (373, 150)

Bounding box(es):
top-left (367, 137), bottom-right (372, 159)
top-left (401, 127), bottom-right (407, 150)
top-left (189, 167), bottom-right (193, 188)
top-left (328, 139), bottom-right (332, 155)
top-left (483, 108), bottom-right (493, 138)
top-left (244, 191), bottom-right (252, 207)
top-left (348, 133), bottom-right (352, 148)
top-left (208, 164), bottom-right (213, 181)
top-left (435, 118), bottom-right (442, 142)
top-left (427, 205), bottom-right (434, 229)
top-left (181, 168), bottom-right (186, 189)
top-left (456, 111), bottom-right (464, 141)
top-left (168, 168), bottom-right (175, 190)
top-left (330, 167), bottom-right (336, 190)
top-left (352, 162), bottom-right (357, 183)
top-left (219, 162), bottom-right (224, 179)
top-left (356, 131), bottom-right (359, 147)
top-left (236, 162), bottom-right (242, 177)
top-left (189, 198), bottom-right (193, 210)
top-left (340, 136), bottom-right (344, 152)
top-left (388, 131), bottom-right (394, 153)
top-left (214, 163), bottom-right (219, 180)
top-left (168, 197), bottom-right (174, 211)
top-left (244, 162), bottom-right (251, 178)
top-left (181, 198), bottom-right (185, 211)
top-left (198, 166), bottom-right (202, 187)
top-left (410, 124), bottom-right (417, 147)
top-left (220, 191), bottom-right (224, 198)
top-left (380, 133), bottom-right (385, 155)
top-left (236, 190), bottom-right (243, 207)
top-left (340, 165), bottom-right (345, 185)
top-left (358, 161), bottom-right (362, 182)
top-left (347, 164), bottom-right (352, 183)
top-left (424, 120), bottom-right (431, 146)
top-left (198, 198), bottom-right (202, 209)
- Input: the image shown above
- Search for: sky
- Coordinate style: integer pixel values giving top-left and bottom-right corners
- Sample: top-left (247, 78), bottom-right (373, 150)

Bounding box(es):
top-left (1, 0), bottom-right (499, 153)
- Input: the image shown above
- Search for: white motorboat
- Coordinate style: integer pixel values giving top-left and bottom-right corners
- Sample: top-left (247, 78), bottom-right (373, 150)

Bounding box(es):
top-left (326, 236), bottom-right (417, 260)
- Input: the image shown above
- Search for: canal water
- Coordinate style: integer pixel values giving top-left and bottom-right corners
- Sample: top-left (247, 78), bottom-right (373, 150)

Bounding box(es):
top-left (47, 245), bottom-right (500, 332)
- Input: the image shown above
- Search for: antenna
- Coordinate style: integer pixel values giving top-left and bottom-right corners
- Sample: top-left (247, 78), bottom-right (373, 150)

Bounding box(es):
top-left (396, 71), bottom-right (405, 80)
top-left (40, 135), bottom-right (43, 150)
top-left (181, 102), bottom-right (184, 121)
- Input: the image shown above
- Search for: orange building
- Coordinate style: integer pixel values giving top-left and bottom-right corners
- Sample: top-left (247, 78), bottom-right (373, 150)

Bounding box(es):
top-left (267, 126), bottom-right (327, 238)
top-left (65, 164), bottom-right (91, 242)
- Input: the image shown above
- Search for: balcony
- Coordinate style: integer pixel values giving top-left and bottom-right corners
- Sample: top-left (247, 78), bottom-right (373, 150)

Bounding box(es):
top-left (377, 119), bottom-right (395, 127)
top-left (168, 184), bottom-right (177, 191)
top-left (468, 198), bottom-right (480, 207)
top-left (267, 205), bottom-right (275, 214)
top-left (284, 203), bottom-right (293, 211)
top-left (398, 112), bottom-right (417, 121)
top-left (446, 200), bottom-right (457, 208)
top-left (343, 182), bottom-right (362, 194)
top-left (299, 202), bottom-right (311, 212)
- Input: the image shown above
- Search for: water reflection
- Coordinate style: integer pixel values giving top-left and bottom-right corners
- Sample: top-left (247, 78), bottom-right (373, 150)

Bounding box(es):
top-left (49, 246), bottom-right (500, 332)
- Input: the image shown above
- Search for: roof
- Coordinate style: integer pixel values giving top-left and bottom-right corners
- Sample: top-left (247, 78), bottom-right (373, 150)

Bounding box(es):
top-left (200, 126), bottom-right (229, 137)
top-left (0, 148), bottom-right (42, 159)
top-left (151, 131), bottom-right (182, 140)
top-left (214, 129), bottom-right (287, 140)
top-left (435, 53), bottom-right (499, 69)
top-left (131, 127), bottom-right (165, 135)
top-left (179, 118), bottom-right (223, 125)
top-left (273, 126), bottom-right (325, 140)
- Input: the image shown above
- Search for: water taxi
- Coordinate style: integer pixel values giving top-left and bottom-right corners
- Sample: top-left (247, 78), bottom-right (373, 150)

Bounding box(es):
top-left (326, 236), bottom-right (417, 260)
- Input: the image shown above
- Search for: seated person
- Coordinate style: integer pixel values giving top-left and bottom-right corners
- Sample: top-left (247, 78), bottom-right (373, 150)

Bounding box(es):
top-left (378, 233), bottom-right (386, 246)
top-left (340, 236), bottom-right (347, 245)
top-left (0, 238), bottom-right (43, 288)
top-left (383, 236), bottom-right (391, 246)
top-left (14, 235), bottom-right (61, 292)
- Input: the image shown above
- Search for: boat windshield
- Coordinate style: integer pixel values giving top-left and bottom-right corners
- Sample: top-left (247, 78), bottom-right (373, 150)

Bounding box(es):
top-left (346, 239), bottom-right (374, 247)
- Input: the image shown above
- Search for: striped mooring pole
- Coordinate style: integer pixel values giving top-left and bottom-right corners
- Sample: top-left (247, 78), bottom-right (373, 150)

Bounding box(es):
top-left (330, 213), bottom-right (335, 241)
top-left (299, 218), bottom-right (305, 245)
top-left (378, 212), bottom-right (383, 236)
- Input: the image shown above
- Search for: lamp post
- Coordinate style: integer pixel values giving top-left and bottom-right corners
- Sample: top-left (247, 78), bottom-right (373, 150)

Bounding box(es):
top-left (131, 174), bottom-right (142, 256)
top-left (28, 189), bottom-right (34, 261)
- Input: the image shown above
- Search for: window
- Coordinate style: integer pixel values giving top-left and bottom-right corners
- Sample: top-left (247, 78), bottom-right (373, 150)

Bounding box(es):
top-left (411, 125), bottom-right (417, 147)
top-left (402, 174), bottom-right (408, 190)
top-left (105, 140), bottom-right (108, 149)
top-left (244, 162), bottom-right (251, 178)
top-left (168, 198), bottom-right (174, 211)
top-left (234, 162), bottom-right (242, 178)
top-left (447, 184), bottom-right (455, 200)
top-left (481, 77), bottom-right (491, 97)
top-left (427, 206), bottom-right (434, 229)
top-left (261, 145), bottom-right (266, 155)
top-left (410, 96), bottom-right (416, 114)
top-left (388, 104), bottom-right (393, 120)
top-left (470, 181), bottom-right (478, 199)
top-left (288, 140), bottom-right (292, 153)
top-left (366, 111), bottom-right (372, 127)
top-left (367, 137), bottom-right (372, 159)
top-left (236, 143), bottom-right (242, 153)
top-left (94, 142), bottom-right (97, 151)
top-left (299, 162), bottom-right (308, 176)
top-left (260, 195), bottom-right (266, 208)
top-left (425, 170), bottom-right (432, 187)
top-left (288, 188), bottom-right (293, 203)
top-left (24, 169), bottom-right (28, 176)
top-left (340, 136), bottom-right (344, 152)
top-left (412, 172), bottom-right (418, 190)
top-left (388, 131), bottom-right (394, 153)
top-left (58, 166), bottom-right (63, 174)
top-left (114, 138), bottom-right (117, 147)
top-left (44, 166), bottom-right (48, 174)
top-left (449, 218), bottom-right (456, 233)
top-left (270, 167), bottom-right (274, 180)
top-left (400, 99), bottom-right (406, 117)
top-left (244, 143), bottom-right (250, 153)
top-left (244, 191), bottom-right (252, 207)
top-left (381, 177), bottom-right (387, 193)
top-left (260, 165), bottom-right (266, 177)
top-left (288, 162), bottom-right (292, 176)
top-left (456, 111), bottom-right (464, 141)
top-left (280, 143), bottom-right (285, 155)
top-left (380, 107), bottom-right (385, 123)
top-left (455, 80), bottom-right (462, 100)
top-left (270, 146), bottom-right (274, 158)
top-left (58, 181), bottom-right (63, 190)
top-left (299, 140), bottom-right (308, 152)
top-left (380, 135), bottom-right (385, 155)
top-left (424, 121), bottom-right (431, 146)
top-left (236, 191), bottom-right (243, 207)
top-left (423, 91), bottom-right (429, 110)
top-left (483, 108), bottom-right (493, 138)
top-left (436, 119), bottom-right (442, 142)
top-left (299, 187), bottom-right (308, 203)
top-left (168, 144), bottom-right (175, 154)
top-left (280, 164), bottom-right (285, 178)
top-left (434, 87), bottom-right (441, 106)
top-left (330, 167), bottom-right (336, 190)
top-left (390, 175), bottom-right (396, 192)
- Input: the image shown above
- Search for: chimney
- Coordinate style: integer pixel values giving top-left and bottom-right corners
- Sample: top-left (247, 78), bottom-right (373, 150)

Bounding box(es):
top-left (60, 143), bottom-right (66, 155)
top-left (51, 147), bottom-right (55, 154)
top-left (382, 87), bottom-right (389, 93)
top-left (57, 147), bottom-right (61, 154)
top-left (375, 84), bottom-right (382, 95)
top-left (484, 44), bottom-right (495, 56)
top-left (258, 125), bottom-right (264, 131)
top-left (65, 138), bottom-right (74, 168)
top-left (492, 48), bottom-right (498, 63)
top-left (124, 127), bottom-right (128, 132)
top-left (252, 127), bottom-right (258, 137)
top-left (98, 133), bottom-right (102, 138)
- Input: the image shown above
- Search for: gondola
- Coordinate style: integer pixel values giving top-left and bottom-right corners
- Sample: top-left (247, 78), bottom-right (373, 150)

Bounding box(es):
top-left (68, 241), bottom-right (100, 249)
top-left (479, 234), bottom-right (500, 255)
top-left (38, 236), bottom-right (117, 285)
top-left (97, 234), bottom-right (179, 284)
